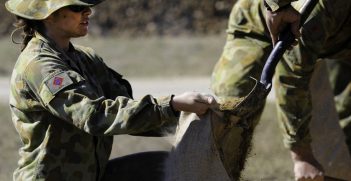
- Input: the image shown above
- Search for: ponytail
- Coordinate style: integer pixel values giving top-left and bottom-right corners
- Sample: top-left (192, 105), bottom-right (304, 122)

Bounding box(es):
top-left (11, 16), bottom-right (44, 51)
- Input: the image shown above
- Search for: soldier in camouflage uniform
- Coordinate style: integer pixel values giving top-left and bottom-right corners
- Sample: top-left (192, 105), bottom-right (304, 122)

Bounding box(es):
top-left (5, 0), bottom-right (217, 180)
top-left (211, 0), bottom-right (350, 180)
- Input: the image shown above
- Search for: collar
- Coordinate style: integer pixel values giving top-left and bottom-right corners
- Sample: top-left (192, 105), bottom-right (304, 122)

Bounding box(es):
top-left (34, 31), bottom-right (77, 55)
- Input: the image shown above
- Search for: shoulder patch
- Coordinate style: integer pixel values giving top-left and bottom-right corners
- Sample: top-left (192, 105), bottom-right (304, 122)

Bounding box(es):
top-left (45, 72), bottom-right (74, 95)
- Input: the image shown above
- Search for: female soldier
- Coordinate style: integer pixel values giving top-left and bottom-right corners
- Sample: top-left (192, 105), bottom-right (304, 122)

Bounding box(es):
top-left (5, 0), bottom-right (216, 180)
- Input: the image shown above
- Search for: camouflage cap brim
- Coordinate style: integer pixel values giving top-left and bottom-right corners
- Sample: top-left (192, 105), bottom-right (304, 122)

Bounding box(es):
top-left (5, 0), bottom-right (105, 20)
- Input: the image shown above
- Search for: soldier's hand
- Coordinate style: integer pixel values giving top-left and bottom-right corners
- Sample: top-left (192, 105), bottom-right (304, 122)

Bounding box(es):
top-left (291, 145), bottom-right (324, 181)
top-left (294, 161), bottom-right (324, 181)
top-left (171, 92), bottom-right (217, 116)
top-left (265, 5), bottom-right (301, 47)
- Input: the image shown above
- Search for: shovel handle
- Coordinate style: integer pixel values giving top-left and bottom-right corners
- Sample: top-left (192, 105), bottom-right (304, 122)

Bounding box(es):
top-left (260, 0), bottom-right (319, 87)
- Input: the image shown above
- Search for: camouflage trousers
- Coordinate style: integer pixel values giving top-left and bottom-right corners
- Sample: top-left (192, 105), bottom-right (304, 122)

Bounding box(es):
top-left (211, 0), bottom-right (351, 152)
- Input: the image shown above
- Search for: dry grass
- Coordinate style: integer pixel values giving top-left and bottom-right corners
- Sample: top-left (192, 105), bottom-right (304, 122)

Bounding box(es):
top-left (0, 35), bottom-right (226, 77)
top-left (0, 37), bottom-right (19, 75)
top-left (74, 35), bottom-right (226, 77)
top-left (242, 102), bottom-right (294, 180)
top-left (0, 104), bottom-right (20, 181)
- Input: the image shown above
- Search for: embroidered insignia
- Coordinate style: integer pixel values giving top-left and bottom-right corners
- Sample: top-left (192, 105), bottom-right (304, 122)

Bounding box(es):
top-left (45, 72), bottom-right (74, 95)
top-left (53, 77), bottom-right (64, 87)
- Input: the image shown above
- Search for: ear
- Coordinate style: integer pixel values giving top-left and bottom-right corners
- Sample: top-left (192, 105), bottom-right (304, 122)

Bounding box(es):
top-left (42, 14), bottom-right (57, 30)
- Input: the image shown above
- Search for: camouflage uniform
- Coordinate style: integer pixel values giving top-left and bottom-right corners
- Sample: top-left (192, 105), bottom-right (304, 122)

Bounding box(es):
top-left (211, 0), bottom-right (351, 150)
top-left (9, 32), bottom-right (178, 180)
top-left (6, 1), bottom-right (181, 180)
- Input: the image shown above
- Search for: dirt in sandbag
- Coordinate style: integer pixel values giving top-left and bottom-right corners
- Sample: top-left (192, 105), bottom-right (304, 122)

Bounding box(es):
top-left (219, 97), bottom-right (246, 111)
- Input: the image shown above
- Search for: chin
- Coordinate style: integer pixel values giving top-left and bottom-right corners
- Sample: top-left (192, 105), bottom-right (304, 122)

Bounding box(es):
top-left (80, 32), bottom-right (89, 37)
top-left (73, 32), bottom-right (88, 38)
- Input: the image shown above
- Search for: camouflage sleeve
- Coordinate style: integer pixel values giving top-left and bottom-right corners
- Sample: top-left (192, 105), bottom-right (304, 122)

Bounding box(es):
top-left (24, 57), bottom-right (178, 136)
top-left (274, 46), bottom-right (317, 149)
top-left (75, 45), bottom-right (133, 99)
top-left (106, 67), bottom-right (133, 99)
top-left (265, 0), bottom-right (297, 11)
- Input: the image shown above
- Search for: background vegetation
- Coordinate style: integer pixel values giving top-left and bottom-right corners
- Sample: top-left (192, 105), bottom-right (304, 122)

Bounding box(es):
top-left (1, 0), bottom-right (234, 37)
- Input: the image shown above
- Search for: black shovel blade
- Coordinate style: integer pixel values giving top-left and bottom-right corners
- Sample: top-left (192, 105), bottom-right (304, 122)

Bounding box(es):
top-left (219, 78), bottom-right (271, 128)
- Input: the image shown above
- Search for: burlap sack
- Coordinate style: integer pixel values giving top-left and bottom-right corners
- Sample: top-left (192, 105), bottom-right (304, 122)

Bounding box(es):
top-left (309, 61), bottom-right (351, 180)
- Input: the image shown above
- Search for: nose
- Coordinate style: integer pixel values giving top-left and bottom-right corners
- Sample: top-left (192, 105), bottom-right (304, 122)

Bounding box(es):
top-left (83, 7), bottom-right (92, 16)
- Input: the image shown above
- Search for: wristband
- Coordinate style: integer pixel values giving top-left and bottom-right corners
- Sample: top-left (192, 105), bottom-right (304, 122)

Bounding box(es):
top-left (170, 95), bottom-right (180, 117)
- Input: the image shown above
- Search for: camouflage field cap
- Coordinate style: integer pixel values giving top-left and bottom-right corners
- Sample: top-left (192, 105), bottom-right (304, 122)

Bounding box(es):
top-left (5, 0), bottom-right (104, 20)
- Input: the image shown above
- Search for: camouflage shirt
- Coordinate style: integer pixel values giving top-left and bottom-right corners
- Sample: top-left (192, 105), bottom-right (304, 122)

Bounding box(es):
top-left (9, 32), bottom-right (178, 181)
top-left (212, 0), bottom-right (351, 149)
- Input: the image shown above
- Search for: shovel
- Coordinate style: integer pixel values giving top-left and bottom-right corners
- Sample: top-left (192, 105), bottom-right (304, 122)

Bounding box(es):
top-left (220, 0), bottom-right (319, 118)
top-left (211, 0), bottom-right (320, 179)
